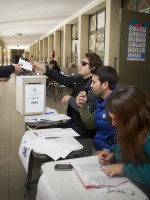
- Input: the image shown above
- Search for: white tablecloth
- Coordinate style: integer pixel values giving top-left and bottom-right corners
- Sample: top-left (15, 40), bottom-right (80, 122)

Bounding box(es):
top-left (19, 131), bottom-right (83, 172)
top-left (36, 157), bottom-right (148, 200)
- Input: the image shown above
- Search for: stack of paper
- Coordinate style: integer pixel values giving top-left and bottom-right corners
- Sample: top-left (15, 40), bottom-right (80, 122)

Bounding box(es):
top-left (27, 128), bottom-right (79, 139)
top-left (25, 114), bottom-right (70, 123)
top-left (70, 156), bottom-right (129, 188)
top-left (22, 138), bottom-right (78, 160)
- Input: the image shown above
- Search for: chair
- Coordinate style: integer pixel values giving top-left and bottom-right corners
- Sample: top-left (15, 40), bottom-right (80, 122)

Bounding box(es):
top-left (47, 80), bottom-right (58, 102)
top-left (57, 84), bottom-right (72, 100)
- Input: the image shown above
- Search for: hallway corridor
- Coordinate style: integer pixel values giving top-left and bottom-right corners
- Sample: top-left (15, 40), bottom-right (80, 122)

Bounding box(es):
top-left (0, 75), bottom-right (67, 200)
top-left (0, 75), bottom-right (25, 200)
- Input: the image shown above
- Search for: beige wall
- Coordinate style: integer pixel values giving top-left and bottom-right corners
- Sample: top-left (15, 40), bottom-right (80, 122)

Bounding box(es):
top-left (1, 0), bottom-right (124, 69)
top-left (28, 0), bottom-right (122, 68)
top-left (0, 41), bottom-right (4, 47)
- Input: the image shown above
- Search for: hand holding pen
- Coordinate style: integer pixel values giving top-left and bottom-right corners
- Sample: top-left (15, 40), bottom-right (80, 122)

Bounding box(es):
top-left (99, 150), bottom-right (124, 176)
top-left (99, 149), bottom-right (115, 165)
top-left (99, 150), bottom-right (110, 165)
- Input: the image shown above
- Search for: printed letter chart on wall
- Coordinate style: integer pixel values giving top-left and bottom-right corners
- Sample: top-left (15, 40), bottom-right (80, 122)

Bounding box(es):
top-left (127, 21), bottom-right (147, 61)
top-left (25, 84), bottom-right (44, 113)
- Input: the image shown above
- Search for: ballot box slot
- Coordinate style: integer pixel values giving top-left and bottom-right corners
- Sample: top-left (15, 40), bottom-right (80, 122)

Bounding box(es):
top-left (28, 83), bottom-right (41, 84)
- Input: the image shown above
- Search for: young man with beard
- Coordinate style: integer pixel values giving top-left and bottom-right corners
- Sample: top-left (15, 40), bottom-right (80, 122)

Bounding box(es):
top-left (76, 66), bottom-right (118, 155)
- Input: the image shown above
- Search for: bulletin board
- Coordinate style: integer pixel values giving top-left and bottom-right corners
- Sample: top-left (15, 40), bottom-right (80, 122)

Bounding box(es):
top-left (127, 21), bottom-right (147, 61)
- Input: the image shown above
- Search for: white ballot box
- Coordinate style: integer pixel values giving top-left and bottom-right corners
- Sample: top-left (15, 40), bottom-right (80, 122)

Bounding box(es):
top-left (16, 75), bottom-right (46, 115)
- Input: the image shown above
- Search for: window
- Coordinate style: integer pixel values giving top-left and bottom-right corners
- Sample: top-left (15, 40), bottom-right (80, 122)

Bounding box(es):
top-left (89, 9), bottom-right (105, 62)
top-left (71, 22), bottom-right (78, 68)
top-left (122, 0), bottom-right (150, 12)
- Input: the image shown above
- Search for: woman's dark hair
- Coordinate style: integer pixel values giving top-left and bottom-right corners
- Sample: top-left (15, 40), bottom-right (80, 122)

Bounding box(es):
top-left (49, 60), bottom-right (60, 72)
top-left (105, 86), bottom-right (150, 164)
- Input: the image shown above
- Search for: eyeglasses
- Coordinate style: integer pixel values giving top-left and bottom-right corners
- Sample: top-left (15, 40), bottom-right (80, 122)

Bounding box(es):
top-left (107, 187), bottom-right (135, 196)
top-left (81, 61), bottom-right (90, 66)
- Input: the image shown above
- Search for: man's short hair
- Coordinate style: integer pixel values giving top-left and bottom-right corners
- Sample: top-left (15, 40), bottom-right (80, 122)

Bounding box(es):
top-left (85, 53), bottom-right (103, 69)
top-left (91, 66), bottom-right (118, 90)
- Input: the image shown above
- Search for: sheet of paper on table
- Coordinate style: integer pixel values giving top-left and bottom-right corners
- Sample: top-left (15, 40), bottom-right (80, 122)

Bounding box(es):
top-left (25, 114), bottom-right (70, 123)
top-left (27, 128), bottom-right (79, 138)
top-left (70, 156), bottom-right (129, 188)
top-left (22, 138), bottom-right (78, 160)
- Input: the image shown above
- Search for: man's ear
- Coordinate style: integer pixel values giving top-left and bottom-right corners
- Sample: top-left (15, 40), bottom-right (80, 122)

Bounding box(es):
top-left (90, 66), bottom-right (95, 71)
top-left (102, 82), bottom-right (109, 90)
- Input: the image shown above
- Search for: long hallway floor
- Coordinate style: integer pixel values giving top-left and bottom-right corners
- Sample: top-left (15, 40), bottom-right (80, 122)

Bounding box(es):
top-left (0, 75), bottom-right (67, 200)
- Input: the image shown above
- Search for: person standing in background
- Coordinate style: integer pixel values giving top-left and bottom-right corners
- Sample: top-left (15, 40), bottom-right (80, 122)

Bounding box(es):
top-left (15, 53), bottom-right (20, 64)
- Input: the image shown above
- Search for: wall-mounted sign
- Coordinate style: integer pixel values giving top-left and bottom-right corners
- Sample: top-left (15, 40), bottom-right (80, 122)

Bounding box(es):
top-left (127, 21), bottom-right (147, 61)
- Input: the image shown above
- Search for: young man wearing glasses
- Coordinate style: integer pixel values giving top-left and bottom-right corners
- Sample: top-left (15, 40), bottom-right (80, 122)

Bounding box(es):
top-left (31, 53), bottom-right (103, 138)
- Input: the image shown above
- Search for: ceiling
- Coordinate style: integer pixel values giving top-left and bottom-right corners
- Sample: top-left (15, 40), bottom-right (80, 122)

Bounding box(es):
top-left (0, 0), bottom-right (97, 49)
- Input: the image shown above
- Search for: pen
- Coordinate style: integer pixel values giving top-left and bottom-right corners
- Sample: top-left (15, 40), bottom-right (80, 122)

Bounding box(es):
top-left (31, 118), bottom-right (37, 120)
top-left (33, 131), bottom-right (38, 137)
top-left (45, 112), bottom-right (54, 114)
top-left (100, 149), bottom-right (110, 168)
top-left (39, 119), bottom-right (53, 122)
top-left (100, 162), bottom-right (108, 169)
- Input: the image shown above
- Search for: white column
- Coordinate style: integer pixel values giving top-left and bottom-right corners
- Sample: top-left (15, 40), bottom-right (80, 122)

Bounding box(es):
top-left (63, 24), bottom-right (71, 67)
top-left (104, 0), bottom-right (121, 69)
top-left (43, 37), bottom-right (48, 62)
top-left (39, 39), bottom-right (43, 61)
top-left (48, 35), bottom-right (53, 62)
top-left (78, 15), bottom-right (89, 66)
top-left (54, 31), bottom-right (61, 64)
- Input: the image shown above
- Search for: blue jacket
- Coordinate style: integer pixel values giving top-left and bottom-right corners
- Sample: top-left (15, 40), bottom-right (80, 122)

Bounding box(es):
top-left (94, 91), bottom-right (116, 151)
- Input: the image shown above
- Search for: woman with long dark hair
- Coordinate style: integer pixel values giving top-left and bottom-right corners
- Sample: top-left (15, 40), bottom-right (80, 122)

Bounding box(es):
top-left (99, 86), bottom-right (150, 195)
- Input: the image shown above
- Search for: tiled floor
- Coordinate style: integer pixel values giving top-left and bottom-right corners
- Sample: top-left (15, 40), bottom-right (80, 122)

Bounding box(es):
top-left (0, 75), bottom-right (68, 200)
